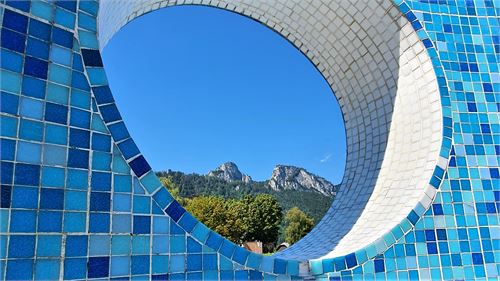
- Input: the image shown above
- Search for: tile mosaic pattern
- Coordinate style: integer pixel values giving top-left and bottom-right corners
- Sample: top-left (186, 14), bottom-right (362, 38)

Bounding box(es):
top-left (0, 0), bottom-right (498, 280)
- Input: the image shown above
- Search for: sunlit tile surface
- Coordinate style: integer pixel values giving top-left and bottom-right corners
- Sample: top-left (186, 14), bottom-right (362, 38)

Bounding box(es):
top-left (0, 0), bottom-right (498, 280)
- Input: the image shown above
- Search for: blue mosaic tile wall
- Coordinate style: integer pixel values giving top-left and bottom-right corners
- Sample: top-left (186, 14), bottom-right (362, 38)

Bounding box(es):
top-left (0, 0), bottom-right (498, 280)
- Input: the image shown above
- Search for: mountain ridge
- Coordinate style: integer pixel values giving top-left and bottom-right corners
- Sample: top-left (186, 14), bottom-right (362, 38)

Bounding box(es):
top-left (207, 162), bottom-right (337, 196)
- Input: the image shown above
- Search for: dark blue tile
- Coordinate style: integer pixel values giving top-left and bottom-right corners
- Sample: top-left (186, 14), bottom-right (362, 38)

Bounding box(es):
top-left (91, 172), bottom-right (111, 191)
top-left (40, 188), bottom-right (64, 210)
top-left (45, 102), bottom-right (68, 124)
top-left (65, 235), bottom-right (88, 257)
top-left (89, 213), bottom-right (110, 233)
top-left (1, 28), bottom-right (26, 53)
top-left (81, 49), bottom-right (104, 67)
top-left (69, 128), bottom-right (90, 149)
top-left (99, 104), bottom-right (122, 123)
top-left (1, 185), bottom-right (12, 208)
top-left (164, 200), bottom-right (185, 222)
top-left (90, 192), bottom-right (110, 212)
top-left (6, 259), bottom-right (33, 280)
top-left (24, 56), bottom-right (48, 79)
top-left (14, 163), bottom-right (40, 186)
top-left (5, 0), bottom-right (30, 12)
top-left (129, 155), bottom-right (151, 178)
top-left (1, 92), bottom-right (19, 115)
top-left (472, 253), bottom-right (484, 265)
top-left (22, 76), bottom-right (46, 99)
top-left (37, 211), bottom-right (62, 232)
top-left (1, 161), bottom-right (14, 185)
top-left (117, 138), bottom-right (140, 159)
top-left (345, 253), bottom-right (357, 268)
top-left (131, 255), bottom-right (149, 275)
top-left (133, 215), bottom-right (151, 234)
top-left (92, 86), bottom-right (114, 104)
top-left (374, 259), bottom-right (385, 273)
top-left (67, 148), bottom-right (89, 169)
top-left (1, 138), bottom-right (16, 161)
top-left (108, 122), bottom-right (130, 141)
top-left (52, 27), bottom-right (73, 48)
top-left (88, 257), bottom-right (109, 278)
top-left (3, 9), bottom-right (28, 33)
top-left (9, 235), bottom-right (35, 258)
top-left (56, 0), bottom-right (77, 12)
top-left (29, 19), bottom-right (51, 41)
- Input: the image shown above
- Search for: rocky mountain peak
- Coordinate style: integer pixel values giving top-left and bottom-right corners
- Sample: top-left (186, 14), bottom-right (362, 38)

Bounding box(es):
top-left (268, 165), bottom-right (336, 196)
top-left (208, 162), bottom-right (252, 183)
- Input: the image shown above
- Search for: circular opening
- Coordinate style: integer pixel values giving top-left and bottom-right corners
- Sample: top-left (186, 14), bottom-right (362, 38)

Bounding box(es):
top-left (102, 5), bottom-right (347, 252)
top-left (98, 0), bottom-right (443, 264)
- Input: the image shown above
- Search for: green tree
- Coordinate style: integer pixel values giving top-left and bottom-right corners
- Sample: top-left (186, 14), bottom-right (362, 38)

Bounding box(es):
top-left (185, 196), bottom-right (246, 243)
top-left (242, 194), bottom-right (283, 244)
top-left (284, 207), bottom-right (314, 244)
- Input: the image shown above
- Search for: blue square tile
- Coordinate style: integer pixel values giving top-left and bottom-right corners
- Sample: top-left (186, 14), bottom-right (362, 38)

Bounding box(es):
top-left (45, 102), bottom-right (68, 124)
top-left (35, 259), bottom-right (60, 280)
top-left (129, 155), bottom-right (151, 178)
top-left (21, 75), bottom-right (46, 98)
top-left (65, 235), bottom-right (88, 257)
top-left (37, 211), bottom-right (63, 232)
top-left (1, 91), bottom-right (19, 115)
top-left (26, 37), bottom-right (50, 60)
top-left (67, 148), bottom-right (89, 169)
top-left (92, 86), bottom-right (114, 104)
top-left (90, 192), bottom-right (110, 211)
top-left (81, 49), bottom-right (104, 67)
top-left (91, 171), bottom-right (111, 191)
top-left (37, 235), bottom-right (62, 257)
top-left (14, 163), bottom-right (40, 186)
top-left (1, 139), bottom-right (16, 161)
top-left (8, 235), bottom-right (35, 258)
top-left (1, 185), bottom-right (12, 208)
top-left (24, 56), bottom-right (48, 79)
top-left (3, 9), bottom-right (28, 33)
top-left (51, 26), bottom-right (73, 48)
top-left (11, 185), bottom-right (38, 209)
top-left (69, 128), bottom-right (90, 148)
top-left (40, 188), bottom-right (64, 210)
top-left (133, 215), bottom-right (151, 234)
top-left (64, 258), bottom-right (87, 280)
top-left (5, 0), bottom-right (30, 12)
top-left (89, 213), bottom-right (110, 233)
top-left (6, 259), bottom-right (33, 280)
top-left (29, 18), bottom-right (51, 41)
top-left (88, 257), bottom-right (109, 278)
top-left (70, 108), bottom-right (91, 129)
top-left (165, 200), bottom-right (185, 222)
top-left (1, 28), bottom-right (26, 53)
top-left (131, 255), bottom-right (150, 275)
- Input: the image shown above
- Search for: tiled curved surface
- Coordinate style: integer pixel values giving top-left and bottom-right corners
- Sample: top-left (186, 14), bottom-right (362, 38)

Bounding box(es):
top-left (99, 0), bottom-right (444, 262)
top-left (0, 0), bottom-right (498, 281)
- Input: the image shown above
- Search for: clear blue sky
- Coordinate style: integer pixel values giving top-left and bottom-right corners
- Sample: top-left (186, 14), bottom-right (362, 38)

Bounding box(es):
top-left (102, 5), bottom-right (346, 183)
